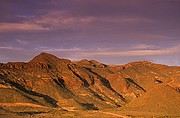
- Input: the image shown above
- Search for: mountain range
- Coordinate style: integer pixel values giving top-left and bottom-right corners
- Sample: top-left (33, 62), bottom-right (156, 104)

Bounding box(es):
top-left (0, 52), bottom-right (180, 117)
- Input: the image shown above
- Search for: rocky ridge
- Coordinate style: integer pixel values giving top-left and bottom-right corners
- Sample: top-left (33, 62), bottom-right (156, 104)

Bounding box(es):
top-left (0, 52), bottom-right (179, 116)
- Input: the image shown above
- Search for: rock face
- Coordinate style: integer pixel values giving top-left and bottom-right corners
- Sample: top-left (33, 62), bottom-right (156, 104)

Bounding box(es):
top-left (0, 52), bottom-right (180, 113)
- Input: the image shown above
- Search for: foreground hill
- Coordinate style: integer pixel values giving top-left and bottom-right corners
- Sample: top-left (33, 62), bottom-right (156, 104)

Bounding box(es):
top-left (0, 52), bottom-right (179, 117)
top-left (122, 85), bottom-right (180, 115)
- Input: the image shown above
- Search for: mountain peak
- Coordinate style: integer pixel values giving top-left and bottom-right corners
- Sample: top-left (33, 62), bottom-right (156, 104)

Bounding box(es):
top-left (75, 59), bottom-right (107, 68)
top-left (29, 52), bottom-right (72, 66)
top-left (125, 60), bottom-right (153, 66)
top-left (38, 52), bottom-right (55, 57)
top-left (29, 52), bottom-right (60, 63)
top-left (39, 52), bottom-right (52, 56)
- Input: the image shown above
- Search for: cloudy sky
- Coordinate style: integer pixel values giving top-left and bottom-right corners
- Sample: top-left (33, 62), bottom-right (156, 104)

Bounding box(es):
top-left (0, 0), bottom-right (180, 65)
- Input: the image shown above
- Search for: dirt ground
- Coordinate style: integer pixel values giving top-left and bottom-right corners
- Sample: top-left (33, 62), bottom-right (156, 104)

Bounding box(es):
top-left (0, 106), bottom-right (179, 118)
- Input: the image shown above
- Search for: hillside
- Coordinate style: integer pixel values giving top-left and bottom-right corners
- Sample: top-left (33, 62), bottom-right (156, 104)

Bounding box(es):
top-left (122, 85), bottom-right (180, 115)
top-left (0, 52), bottom-right (180, 117)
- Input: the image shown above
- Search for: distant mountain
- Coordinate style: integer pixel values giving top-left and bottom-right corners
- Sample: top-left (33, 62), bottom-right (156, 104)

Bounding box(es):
top-left (0, 52), bottom-right (180, 116)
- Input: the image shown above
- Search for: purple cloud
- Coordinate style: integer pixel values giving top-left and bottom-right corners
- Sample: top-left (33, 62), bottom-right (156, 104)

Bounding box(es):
top-left (0, 0), bottom-right (179, 65)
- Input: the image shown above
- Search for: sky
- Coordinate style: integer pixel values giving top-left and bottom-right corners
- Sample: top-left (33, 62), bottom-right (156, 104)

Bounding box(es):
top-left (0, 0), bottom-right (180, 65)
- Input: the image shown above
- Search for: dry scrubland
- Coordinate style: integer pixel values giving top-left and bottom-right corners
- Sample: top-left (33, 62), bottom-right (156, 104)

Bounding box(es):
top-left (0, 52), bottom-right (180, 118)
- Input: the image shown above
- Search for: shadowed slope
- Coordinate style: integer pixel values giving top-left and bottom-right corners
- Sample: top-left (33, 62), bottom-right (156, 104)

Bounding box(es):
top-left (0, 52), bottom-right (179, 116)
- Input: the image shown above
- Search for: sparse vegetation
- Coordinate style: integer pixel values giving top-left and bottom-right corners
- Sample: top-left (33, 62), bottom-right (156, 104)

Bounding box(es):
top-left (0, 53), bottom-right (180, 117)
